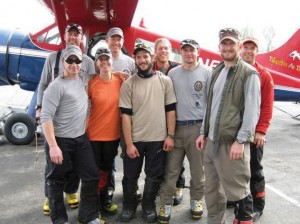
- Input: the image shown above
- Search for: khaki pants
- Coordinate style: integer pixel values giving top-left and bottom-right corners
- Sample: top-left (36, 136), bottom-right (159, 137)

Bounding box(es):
top-left (204, 138), bottom-right (251, 224)
top-left (160, 123), bottom-right (205, 205)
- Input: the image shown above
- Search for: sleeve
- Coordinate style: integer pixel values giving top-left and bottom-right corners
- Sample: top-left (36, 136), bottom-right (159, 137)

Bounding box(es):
top-left (86, 56), bottom-right (96, 75)
top-left (37, 54), bottom-right (54, 105)
top-left (236, 73), bottom-right (261, 142)
top-left (164, 77), bottom-right (177, 105)
top-left (40, 82), bottom-right (61, 123)
top-left (255, 70), bottom-right (274, 134)
top-left (119, 80), bottom-right (133, 110)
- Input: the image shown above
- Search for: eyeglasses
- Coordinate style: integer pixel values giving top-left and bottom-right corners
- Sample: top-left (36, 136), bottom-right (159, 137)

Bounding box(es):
top-left (219, 28), bottom-right (240, 39)
top-left (180, 39), bottom-right (199, 49)
top-left (65, 58), bottom-right (82, 64)
top-left (66, 23), bottom-right (83, 34)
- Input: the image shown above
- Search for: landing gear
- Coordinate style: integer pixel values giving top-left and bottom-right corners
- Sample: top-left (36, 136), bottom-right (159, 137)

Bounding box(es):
top-left (4, 113), bottom-right (35, 145)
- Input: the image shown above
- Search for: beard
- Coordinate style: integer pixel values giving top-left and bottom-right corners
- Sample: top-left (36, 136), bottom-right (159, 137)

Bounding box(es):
top-left (137, 62), bottom-right (153, 74)
top-left (221, 50), bottom-right (238, 62)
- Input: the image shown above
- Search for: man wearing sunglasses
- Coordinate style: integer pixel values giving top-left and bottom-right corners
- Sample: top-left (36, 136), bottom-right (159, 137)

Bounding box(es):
top-left (158, 39), bottom-right (211, 223)
top-left (119, 43), bottom-right (176, 223)
top-left (196, 28), bottom-right (261, 224)
top-left (41, 45), bottom-right (102, 224)
top-left (36, 23), bottom-right (95, 216)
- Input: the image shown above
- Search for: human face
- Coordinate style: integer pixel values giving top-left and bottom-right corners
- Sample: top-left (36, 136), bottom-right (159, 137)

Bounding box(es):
top-left (155, 41), bottom-right (171, 64)
top-left (219, 39), bottom-right (240, 62)
top-left (63, 55), bottom-right (81, 76)
top-left (180, 45), bottom-right (198, 65)
top-left (135, 50), bottom-right (153, 72)
top-left (95, 55), bottom-right (112, 73)
top-left (106, 35), bottom-right (124, 53)
top-left (64, 29), bottom-right (82, 46)
top-left (240, 42), bottom-right (258, 65)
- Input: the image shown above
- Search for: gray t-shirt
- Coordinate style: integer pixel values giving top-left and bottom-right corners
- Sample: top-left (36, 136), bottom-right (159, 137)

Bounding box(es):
top-left (112, 52), bottom-right (136, 75)
top-left (169, 64), bottom-right (211, 121)
top-left (41, 74), bottom-right (89, 138)
top-left (37, 50), bottom-right (95, 105)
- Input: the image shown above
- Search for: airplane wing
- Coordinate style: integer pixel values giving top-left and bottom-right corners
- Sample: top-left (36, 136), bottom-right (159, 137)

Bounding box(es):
top-left (41, 0), bottom-right (139, 44)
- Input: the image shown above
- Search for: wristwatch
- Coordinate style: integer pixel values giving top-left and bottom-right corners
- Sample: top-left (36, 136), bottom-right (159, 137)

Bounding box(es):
top-left (236, 138), bottom-right (245, 144)
top-left (35, 104), bottom-right (42, 110)
top-left (167, 134), bottom-right (175, 139)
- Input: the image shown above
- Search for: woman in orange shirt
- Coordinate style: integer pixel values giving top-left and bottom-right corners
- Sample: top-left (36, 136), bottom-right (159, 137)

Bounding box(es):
top-left (86, 46), bottom-right (123, 215)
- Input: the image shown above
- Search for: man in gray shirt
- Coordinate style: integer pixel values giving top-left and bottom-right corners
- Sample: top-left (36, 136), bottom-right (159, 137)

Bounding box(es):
top-left (196, 28), bottom-right (261, 224)
top-left (36, 23), bottom-right (95, 216)
top-left (158, 39), bottom-right (211, 223)
top-left (41, 45), bottom-right (102, 224)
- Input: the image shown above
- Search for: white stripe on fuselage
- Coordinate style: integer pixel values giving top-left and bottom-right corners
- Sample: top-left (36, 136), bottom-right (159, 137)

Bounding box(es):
top-left (0, 45), bottom-right (50, 58)
top-left (274, 85), bottom-right (300, 93)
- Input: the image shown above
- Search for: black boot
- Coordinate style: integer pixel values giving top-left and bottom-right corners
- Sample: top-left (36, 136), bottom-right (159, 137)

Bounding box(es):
top-left (142, 178), bottom-right (161, 223)
top-left (47, 180), bottom-right (68, 223)
top-left (120, 179), bottom-right (138, 222)
top-left (235, 194), bottom-right (253, 222)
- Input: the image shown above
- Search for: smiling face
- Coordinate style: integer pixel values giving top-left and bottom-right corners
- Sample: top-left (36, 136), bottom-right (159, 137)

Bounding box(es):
top-left (180, 45), bottom-right (198, 65)
top-left (63, 55), bottom-right (82, 76)
top-left (219, 39), bottom-right (240, 62)
top-left (64, 28), bottom-right (82, 46)
top-left (95, 55), bottom-right (112, 73)
top-left (155, 40), bottom-right (171, 64)
top-left (106, 35), bottom-right (124, 55)
top-left (240, 41), bottom-right (258, 65)
top-left (135, 50), bottom-right (153, 72)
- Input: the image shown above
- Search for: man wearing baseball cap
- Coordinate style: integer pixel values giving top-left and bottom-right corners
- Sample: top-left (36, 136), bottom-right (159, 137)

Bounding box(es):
top-left (41, 45), bottom-right (103, 224)
top-left (196, 28), bottom-right (261, 224)
top-left (36, 23), bottom-right (95, 216)
top-left (158, 39), bottom-right (211, 223)
top-left (240, 36), bottom-right (274, 221)
top-left (119, 42), bottom-right (176, 222)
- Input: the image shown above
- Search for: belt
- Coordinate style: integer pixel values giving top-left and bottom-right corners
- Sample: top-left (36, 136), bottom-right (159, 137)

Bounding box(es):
top-left (176, 120), bottom-right (202, 126)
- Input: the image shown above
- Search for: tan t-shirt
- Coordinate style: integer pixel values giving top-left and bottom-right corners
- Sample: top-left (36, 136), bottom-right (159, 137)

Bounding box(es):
top-left (119, 73), bottom-right (176, 142)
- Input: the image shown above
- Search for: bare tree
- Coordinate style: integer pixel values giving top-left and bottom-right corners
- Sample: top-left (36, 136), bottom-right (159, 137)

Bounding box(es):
top-left (263, 26), bottom-right (276, 52)
top-left (240, 26), bottom-right (254, 39)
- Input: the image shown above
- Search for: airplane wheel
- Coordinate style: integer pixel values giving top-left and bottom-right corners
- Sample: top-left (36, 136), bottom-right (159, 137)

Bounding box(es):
top-left (4, 113), bottom-right (35, 145)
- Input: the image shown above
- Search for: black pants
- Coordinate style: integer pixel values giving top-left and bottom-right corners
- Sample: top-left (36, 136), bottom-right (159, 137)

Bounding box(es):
top-left (176, 166), bottom-right (185, 188)
top-left (46, 134), bottom-right (99, 224)
top-left (44, 141), bottom-right (80, 197)
top-left (122, 141), bottom-right (166, 209)
top-left (250, 143), bottom-right (265, 212)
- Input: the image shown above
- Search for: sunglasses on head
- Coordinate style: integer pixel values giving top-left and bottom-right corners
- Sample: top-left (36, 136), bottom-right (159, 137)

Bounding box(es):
top-left (66, 23), bottom-right (83, 33)
top-left (65, 58), bottom-right (82, 64)
top-left (96, 48), bottom-right (111, 55)
top-left (181, 39), bottom-right (199, 48)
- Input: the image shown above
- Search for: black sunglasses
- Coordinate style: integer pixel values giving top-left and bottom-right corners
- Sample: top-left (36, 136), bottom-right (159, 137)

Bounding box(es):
top-left (65, 58), bottom-right (82, 64)
top-left (181, 39), bottom-right (199, 48)
top-left (219, 28), bottom-right (240, 39)
top-left (66, 23), bottom-right (83, 33)
top-left (96, 48), bottom-right (111, 55)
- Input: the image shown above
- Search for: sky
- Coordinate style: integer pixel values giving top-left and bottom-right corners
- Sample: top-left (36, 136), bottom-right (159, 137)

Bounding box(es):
top-left (1, 0), bottom-right (299, 52)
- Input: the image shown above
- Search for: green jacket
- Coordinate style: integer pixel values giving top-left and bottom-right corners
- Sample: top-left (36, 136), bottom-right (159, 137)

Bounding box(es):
top-left (204, 58), bottom-right (259, 143)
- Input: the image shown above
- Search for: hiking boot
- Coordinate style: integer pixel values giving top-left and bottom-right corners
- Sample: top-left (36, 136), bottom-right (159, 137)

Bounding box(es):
top-left (102, 190), bottom-right (118, 214)
top-left (120, 208), bottom-right (135, 222)
top-left (190, 199), bottom-right (203, 220)
top-left (173, 188), bottom-right (183, 205)
top-left (142, 209), bottom-right (157, 223)
top-left (157, 204), bottom-right (171, 224)
top-left (42, 198), bottom-right (50, 215)
top-left (65, 193), bottom-right (79, 209)
top-left (77, 217), bottom-right (108, 224)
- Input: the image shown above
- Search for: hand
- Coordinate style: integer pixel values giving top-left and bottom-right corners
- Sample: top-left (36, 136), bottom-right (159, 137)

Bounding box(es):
top-left (119, 72), bottom-right (130, 81)
top-left (126, 144), bottom-right (140, 159)
top-left (35, 108), bottom-right (41, 124)
top-left (163, 136), bottom-right (174, 152)
top-left (49, 145), bottom-right (63, 164)
top-left (230, 141), bottom-right (244, 160)
top-left (253, 132), bottom-right (266, 148)
top-left (196, 135), bottom-right (206, 151)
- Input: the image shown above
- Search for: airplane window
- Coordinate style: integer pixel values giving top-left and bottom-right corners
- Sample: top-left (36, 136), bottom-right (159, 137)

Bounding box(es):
top-left (36, 27), bottom-right (61, 45)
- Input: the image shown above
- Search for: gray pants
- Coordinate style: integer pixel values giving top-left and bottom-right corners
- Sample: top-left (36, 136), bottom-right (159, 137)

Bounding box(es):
top-left (160, 123), bottom-right (205, 205)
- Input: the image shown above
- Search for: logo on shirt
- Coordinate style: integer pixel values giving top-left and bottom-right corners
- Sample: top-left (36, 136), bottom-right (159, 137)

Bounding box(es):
top-left (194, 81), bottom-right (203, 92)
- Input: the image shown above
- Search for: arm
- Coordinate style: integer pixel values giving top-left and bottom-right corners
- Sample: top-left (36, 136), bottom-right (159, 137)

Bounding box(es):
top-left (122, 113), bottom-right (139, 158)
top-left (42, 121), bottom-right (63, 164)
top-left (231, 73), bottom-right (261, 160)
top-left (164, 109), bottom-right (176, 151)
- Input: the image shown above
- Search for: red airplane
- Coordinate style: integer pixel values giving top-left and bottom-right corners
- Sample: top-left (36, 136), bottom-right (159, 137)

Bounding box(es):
top-left (0, 0), bottom-right (299, 145)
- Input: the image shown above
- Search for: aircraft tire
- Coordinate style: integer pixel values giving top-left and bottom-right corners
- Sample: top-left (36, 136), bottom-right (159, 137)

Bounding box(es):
top-left (4, 113), bottom-right (35, 145)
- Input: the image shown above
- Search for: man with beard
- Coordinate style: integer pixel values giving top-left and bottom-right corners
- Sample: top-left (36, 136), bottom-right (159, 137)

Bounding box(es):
top-left (158, 39), bottom-right (211, 224)
top-left (119, 43), bottom-right (176, 223)
top-left (196, 28), bottom-right (261, 224)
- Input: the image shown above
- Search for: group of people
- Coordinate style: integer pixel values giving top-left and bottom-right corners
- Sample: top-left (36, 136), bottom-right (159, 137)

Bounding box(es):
top-left (36, 23), bottom-right (274, 224)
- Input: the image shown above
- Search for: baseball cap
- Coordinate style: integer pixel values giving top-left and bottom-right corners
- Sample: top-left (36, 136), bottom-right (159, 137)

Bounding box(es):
top-left (95, 47), bottom-right (112, 60)
top-left (107, 27), bottom-right (124, 38)
top-left (133, 43), bottom-right (153, 55)
top-left (181, 39), bottom-right (200, 49)
top-left (219, 28), bottom-right (240, 44)
top-left (65, 23), bottom-right (83, 35)
top-left (242, 36), bottom-right (259, 49)
top-left (63, 45), bottom-right (83, 60)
